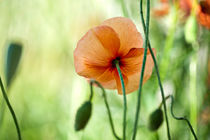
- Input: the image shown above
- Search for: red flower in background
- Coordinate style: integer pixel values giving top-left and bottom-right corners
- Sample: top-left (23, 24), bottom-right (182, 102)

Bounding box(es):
top-left (179, 0), bottom-right (193, 17)
top-left (153, 0), bottom-right (170, 17)
top-left (197, 0), bottom-right (210, 29)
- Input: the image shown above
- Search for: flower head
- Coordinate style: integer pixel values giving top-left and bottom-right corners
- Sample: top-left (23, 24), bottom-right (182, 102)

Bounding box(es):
top-left (197, 0), bottom-right (210, 29)
top-left (74, 17), bottom-right (155, 94)
top-left (152, 0), bottom-right (170, 17)
top-left (179, 0), bottom-right (193, 17)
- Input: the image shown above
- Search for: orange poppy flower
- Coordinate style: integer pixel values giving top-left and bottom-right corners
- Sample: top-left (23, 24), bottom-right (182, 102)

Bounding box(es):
top-left (197, 0), bottom-right (210, 29)
top-left (153, 0), bottom-right (170, 17)
top-left (74, 17), bottom-right (155, 94)
top-left (179, 0), bottom-right (193, 17)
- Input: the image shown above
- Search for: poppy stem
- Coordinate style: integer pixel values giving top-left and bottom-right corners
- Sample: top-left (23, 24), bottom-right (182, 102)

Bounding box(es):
top-left (138, 0), bottom-right (171, 139)
top-left (90, 80), bottom-right (122, 140)
top-left (132, 0), bottom-right (150, 139)
top-left (169, 95), bottom-right (198, 140)
top-left (89, 81), bottom-right (94, 102)
top-left (0, 76), bottom-right (22, 140)
top-left (115, 61), bottom-right (127, 140)
top-left (158, 95), bottom-right (170, 109)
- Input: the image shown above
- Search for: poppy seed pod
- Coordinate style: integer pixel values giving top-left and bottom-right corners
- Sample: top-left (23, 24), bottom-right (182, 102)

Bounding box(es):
top-left (4, 42), bottom-right (23, 88)
top-left (148, 109), bottom-right (164, 131)
top-left (74, 101), bottom-right (92, 131)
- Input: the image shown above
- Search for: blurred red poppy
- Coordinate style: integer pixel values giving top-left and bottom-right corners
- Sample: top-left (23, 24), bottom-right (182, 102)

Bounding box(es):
top-left (197, 0), bottom-right (210, 29)
top-left (153, 0), bottom-right (170, 17)
top-left (179, 0), bottom-right (193, 17)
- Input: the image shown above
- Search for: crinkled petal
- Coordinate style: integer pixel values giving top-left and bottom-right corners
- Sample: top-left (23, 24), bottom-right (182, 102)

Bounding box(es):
top-left (74, 25), bottom-right (120, 79)
top-left (96, 68), bottom-right (115, 83)
top-left (99, 79), bottom-right (116, 90)
top-left (113, 71), bottom-right (128, 94)
top-left (101, 17), bottom-right (143, 56)
top-left (92, 25), bottom-right (120, 57)
top-left (120, 48), bottom-right (144, 75)
top-left (122, 48), bottom-right (155, 94)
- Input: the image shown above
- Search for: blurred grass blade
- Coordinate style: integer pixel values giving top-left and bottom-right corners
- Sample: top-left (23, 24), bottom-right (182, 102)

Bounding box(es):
top-left (74, 101), bottom-right (92, 131)
top-left (185, 15), bottom-right (197, 44)
top-left (4, 42), bottom-right (23, 88)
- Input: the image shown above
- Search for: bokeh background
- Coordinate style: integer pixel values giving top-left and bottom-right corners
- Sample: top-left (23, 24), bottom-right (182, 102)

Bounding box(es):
top-left (0, 0), bottom-right (209, 139)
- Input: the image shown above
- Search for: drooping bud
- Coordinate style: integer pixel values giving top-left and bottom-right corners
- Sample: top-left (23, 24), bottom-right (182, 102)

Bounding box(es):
top-left (74, 101), bottom-right (92, 131)
top-left (4, 42), bottom-right (23, 88)
top-left (148, 108), bottom-right (164, 131)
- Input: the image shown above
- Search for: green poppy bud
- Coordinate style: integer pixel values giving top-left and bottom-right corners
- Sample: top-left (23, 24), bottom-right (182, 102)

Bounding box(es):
top-left (148, 109), bottom-right (163, 131)
top-left (185, 15), bottom-right (197, 44)
top-left (75, 101), bottom-right (92, 131)
top-left (4, 42), bottom-right (23, 88)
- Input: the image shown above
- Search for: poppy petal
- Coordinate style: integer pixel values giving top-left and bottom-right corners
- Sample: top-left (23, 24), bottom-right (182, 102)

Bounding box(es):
top-left (74, 26), bottom-right (120, 79)
top-left (121, 48), bottom-right (155, 94)
top-left (92, 68), bottom-right (117, 90)
top-left (92, 25), bottom-right (120, 57)
top-left (153, 4), bottom-right (170, 17)
top-left (113, 71), bottom-right (128, 94)
top-left (99, 79), bottom-right (117, 90)
top-left (96, 68), bottom-right (115, 83)
top-left (197, 1), bottom-right (210, 29)
top-left (179, 0), bottom-right (192, 17)
top-left (101, 17), bottom-right (143, 56)
top-left (121, 48), bottom-right (154, 75)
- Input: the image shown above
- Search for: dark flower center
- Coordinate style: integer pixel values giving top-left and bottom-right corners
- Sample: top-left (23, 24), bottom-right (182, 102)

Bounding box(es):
top-left (200, 1), bottom-right (210, 14)
top-left (111, 57), bottom-right (121, 68)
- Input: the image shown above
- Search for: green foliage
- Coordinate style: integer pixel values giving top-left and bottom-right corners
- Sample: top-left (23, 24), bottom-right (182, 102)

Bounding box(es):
top-left (0, 0), bottom-right (209, 139)
top-left (185, 15), bottom-right (198, 44)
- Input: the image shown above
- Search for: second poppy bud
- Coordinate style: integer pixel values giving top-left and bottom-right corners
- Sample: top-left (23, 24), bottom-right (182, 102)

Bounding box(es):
top-left (148, 108), bottom-right (164, 131)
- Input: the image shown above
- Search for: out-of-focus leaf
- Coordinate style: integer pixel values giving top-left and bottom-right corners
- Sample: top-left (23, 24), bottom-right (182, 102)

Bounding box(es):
top-left (185, 15), bottom-right (197, 44)
top-left (4, 42), bottom-right (23, 88)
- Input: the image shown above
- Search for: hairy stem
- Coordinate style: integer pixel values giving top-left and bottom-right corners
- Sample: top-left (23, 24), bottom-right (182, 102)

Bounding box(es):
top-left (91, 80), bottom-right (122, 140)
top-left (132, 0), bottom-right (150, 139)
top-left (89, 81), bottom-right (94, 101)
top-left (170, 95), bottom-right (198, 140)
top-left (139, 0), bottom-right (171, 139)
top-left (115, 61), bottom-right (127, 140)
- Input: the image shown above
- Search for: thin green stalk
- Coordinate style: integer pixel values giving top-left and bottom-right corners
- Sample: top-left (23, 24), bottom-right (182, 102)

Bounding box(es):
top-left (0, 99), bottom-right (6, 129)
top-left (159, 5), bottom-right (178, 80)
top-left (0, 77), bottom-right (22, 140)
top-left (139, 0), bottom-right (171, 139)
top-left (115, 61), bottom-right (127, 140)
top-left (89, 81), bottom-right (93, 101)
top-left (90, 80), bottom-right (122, 140)
top-left (132, 0), bottom-right (150, 139)
top-left (159, 95), bottom-right (198, 139)
top-left (158, 95), bottom-right (170, 109)
top-left (189, 51), bottom-right (197, 139)
top-left (170, 95), bottom-right (198, 140)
